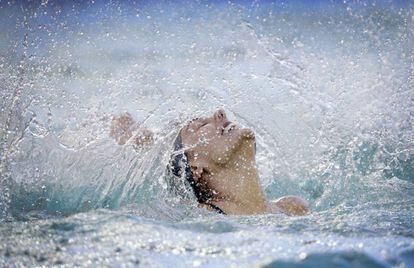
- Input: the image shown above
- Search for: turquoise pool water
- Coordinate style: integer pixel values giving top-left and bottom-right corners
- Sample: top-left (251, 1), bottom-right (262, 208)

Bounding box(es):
top-left (1, 1), bottom-right (413, 267)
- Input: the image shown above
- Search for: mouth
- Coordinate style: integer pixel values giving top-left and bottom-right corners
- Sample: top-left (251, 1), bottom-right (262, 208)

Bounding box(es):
top-left (223, 122), bottom-right (237, 134)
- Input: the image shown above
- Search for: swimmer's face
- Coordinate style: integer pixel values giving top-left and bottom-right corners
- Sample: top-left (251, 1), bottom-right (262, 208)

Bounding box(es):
top-left (180, 109), bottom-right (256, 168)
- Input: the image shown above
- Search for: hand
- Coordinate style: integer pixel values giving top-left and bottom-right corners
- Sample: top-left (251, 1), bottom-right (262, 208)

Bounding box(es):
top-left (109, 113), bottom-right (137, 145)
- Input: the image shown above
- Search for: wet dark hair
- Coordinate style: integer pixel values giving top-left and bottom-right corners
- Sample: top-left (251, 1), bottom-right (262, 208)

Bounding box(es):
top-left (167, 133), bottom-right (206, 203)
top-left (166, 130), bottom-right (227, 214)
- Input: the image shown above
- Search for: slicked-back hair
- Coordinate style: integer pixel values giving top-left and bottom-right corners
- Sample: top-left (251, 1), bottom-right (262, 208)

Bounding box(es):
top-left (166, 133), bottom-right (207, 203)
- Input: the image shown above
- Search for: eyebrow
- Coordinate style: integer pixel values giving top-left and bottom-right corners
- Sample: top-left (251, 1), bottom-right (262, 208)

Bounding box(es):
top-left (189, 117), bottom-right (200, 123)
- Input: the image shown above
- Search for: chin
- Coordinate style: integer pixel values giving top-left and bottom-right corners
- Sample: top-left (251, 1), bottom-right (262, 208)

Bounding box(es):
top-left (240, 128), bottom-right (255, 140)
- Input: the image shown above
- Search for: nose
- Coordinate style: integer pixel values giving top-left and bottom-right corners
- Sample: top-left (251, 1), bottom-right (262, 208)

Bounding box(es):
top-left (214, 109), bottom-right (227, 122)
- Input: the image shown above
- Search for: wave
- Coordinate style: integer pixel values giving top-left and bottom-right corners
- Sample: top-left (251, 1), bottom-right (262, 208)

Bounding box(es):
top-left (0, 1), bottom-right (413, 221)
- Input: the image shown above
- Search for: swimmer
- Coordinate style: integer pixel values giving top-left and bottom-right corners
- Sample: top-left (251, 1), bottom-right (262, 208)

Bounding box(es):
top-left (167, 109), bottom-right (309, 216)
top-left (110, 109), bottom-right (309, 216)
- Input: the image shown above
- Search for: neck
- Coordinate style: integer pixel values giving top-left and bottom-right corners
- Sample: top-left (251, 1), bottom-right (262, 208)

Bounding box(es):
top-left (205, 159), bottom-right (267, 215)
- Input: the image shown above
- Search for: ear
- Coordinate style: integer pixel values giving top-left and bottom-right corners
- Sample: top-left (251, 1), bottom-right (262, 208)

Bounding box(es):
top-left (191, 165), bottom-right (204, 181)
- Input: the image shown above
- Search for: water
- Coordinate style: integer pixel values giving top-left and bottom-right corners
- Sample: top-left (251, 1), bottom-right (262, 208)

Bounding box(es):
top-left (1, 1), bottom-right (413, 267)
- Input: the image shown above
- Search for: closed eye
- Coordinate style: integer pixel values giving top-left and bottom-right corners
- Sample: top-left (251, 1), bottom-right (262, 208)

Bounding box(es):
top-left (194, 122), bottom-right (208, 131)
top-left (186, 119), bottom-right (208, 132)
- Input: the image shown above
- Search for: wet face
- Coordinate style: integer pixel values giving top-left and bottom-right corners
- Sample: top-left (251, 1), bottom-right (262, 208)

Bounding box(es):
top-left (180, 109), bottom-right (256, 177)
